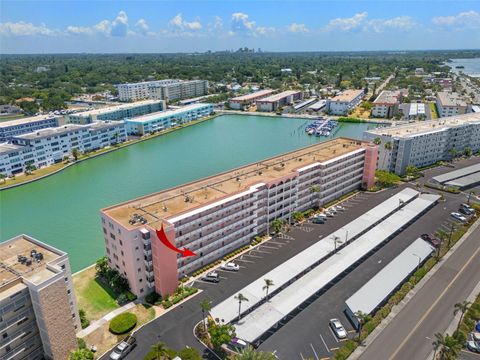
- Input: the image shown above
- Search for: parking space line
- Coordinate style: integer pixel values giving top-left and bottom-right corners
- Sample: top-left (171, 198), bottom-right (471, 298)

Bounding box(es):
top-left (310, 343), bottom-right (320, 360)
top-left (236, 258), bottom-right (254, 263)
top-left (330, 347), bottom-right (339, 351)
top-left (244, 254), bottom-right (263, 259)
top-left (328, 327), bottom-right (339, 343)
top-left (251, 249), bottom-right (272, 254)
top-left (300, 352), bottom-right (305, 360)
top-left (319, 334), bottom-right (330, 353)
top-left (258, 244), bottom-right (280, 250)
top-left (347, 330), bottom-right (356, 333)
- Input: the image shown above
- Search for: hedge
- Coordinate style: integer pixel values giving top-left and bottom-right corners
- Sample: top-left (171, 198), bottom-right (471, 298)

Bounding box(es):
top-left (162, 287), bottom-right (198, 309)
top-left (109, 312), bottom-right (137, 334)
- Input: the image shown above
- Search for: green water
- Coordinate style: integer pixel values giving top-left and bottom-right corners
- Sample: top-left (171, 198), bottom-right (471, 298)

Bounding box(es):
top-left (0, 115), bottom-right (378, 271)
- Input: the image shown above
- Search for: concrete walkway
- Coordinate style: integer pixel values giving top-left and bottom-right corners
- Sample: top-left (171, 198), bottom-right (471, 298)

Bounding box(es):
top-left (77, 302), bottom-right (136, 338)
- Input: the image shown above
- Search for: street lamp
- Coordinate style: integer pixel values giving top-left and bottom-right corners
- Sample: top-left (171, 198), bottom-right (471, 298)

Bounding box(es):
top-left (448, 223), bottom-right (456, 248)
top-left (341, 227), bottom-right (349, 244)
top-left (412, 253), bottom-right (421, 272)
top-left (332, 235), bottom-right (342, 253)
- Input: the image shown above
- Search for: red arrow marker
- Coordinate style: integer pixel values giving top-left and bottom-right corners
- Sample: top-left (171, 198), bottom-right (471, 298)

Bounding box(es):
top-left (156, 226), bottom-right (197, 258)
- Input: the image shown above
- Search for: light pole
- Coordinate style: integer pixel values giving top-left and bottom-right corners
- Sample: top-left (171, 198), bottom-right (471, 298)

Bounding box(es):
top-left (341, 227), bottom-right (349, 244)
top-left (448, 223), bottom-right (456, 248)
top-left (412, 253), bottom-right (421, 273)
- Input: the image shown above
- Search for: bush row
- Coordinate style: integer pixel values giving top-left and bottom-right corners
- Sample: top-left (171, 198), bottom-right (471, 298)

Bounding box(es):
top-left (162, 287), bottom-right (198, 309)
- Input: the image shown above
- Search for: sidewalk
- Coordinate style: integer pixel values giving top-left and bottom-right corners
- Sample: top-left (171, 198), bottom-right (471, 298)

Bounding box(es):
top-left (77, 302), bottom-right (136, 338)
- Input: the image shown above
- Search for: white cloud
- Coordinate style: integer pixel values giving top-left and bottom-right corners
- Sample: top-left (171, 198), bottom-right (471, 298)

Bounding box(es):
top-left (432, 10), bottom-right (480, 28)
top-left (231, 12), bottom-right (256, 33)
top-left (135, 19), bottom-right (150, 35)
top-left (367, 16), bottom-right (416, 33)
top-left (286, 23), bottom-right (309, 33)
top-left (208, 16), bottom-right (224, 32)
top-left (325, 12), bottom-right (368, 31)
top-left (111, 10), bottom-right (129, 37)
top-left (0, 21), bottom-right (57, 36)
top-left (169, 13), bottom-right (202, 31)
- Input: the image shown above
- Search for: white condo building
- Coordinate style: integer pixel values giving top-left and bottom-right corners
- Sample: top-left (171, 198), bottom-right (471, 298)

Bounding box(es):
top-left (363, 113), bottom-right (480, 175)
top-left (327, 89), bottom-right (364, 116)
top-left (0, 115), bottom-right (60, 142)
top-left (116, 80), bottom-right (209, 102)
top-left (0, 122), bottom-right (127, 176)
top-left (436, 92), bottom-right (468, 118)
top-left (371, 90), bottom-right (407, 118)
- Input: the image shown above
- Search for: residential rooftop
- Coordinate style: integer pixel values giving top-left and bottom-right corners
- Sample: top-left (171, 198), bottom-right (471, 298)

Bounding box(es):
top-left (373, 90), bottom-right (407, 105)
top-left (125, 103), bottom-right (212, 124)
top-left (70, 100), bottom-right (162, 118)
top-left (437, 91), bottom-right (468, 107)
top-left (0, 114), bottom-right (59, 129)
top-left (0, 235), bottom-right (65, 288)
top-left (257, 90), bottom-right (301, 103)
top-left (103, 138), bottom-right (369, 229)
top-left (230, 90), bottom-right (274, 102)
top-left (330, 89), bottom-right (364, 102)
top-left (366, 112), bottom-right (480, 138)
top-left (0, 142), bottom-right (24, 155)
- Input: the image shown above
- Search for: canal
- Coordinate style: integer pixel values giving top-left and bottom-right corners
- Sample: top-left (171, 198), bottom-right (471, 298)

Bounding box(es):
top-left (0, 114), bottom-right (379, 271)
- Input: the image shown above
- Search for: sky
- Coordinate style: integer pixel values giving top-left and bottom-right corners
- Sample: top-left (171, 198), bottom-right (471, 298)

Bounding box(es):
top-left (0, 0), bottom-right (479, 54)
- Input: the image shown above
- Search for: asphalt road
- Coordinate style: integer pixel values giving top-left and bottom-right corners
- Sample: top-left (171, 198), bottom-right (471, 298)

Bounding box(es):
top-left (357, 220), bottom-right (480, 360)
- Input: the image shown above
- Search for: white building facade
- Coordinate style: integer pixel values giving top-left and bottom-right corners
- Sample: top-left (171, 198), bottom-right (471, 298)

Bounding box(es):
top-left (436, 92), bottom-right (468, 118)
top-left (0, 115), bottom-right (60, 142)
top-left (116, 80), bottom-right (209, 102)
top-left (327, 89), bottom-right (364, 116)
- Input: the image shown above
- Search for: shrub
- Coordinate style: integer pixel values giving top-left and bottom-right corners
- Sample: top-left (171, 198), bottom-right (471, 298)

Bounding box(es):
top-left (109, 312), bottom-right (137, 334)
top-left (79, 309), bottom-right (90, 329)
top-left (125, 291), bottom-right (137, 302)
top-left (145, 292), bottom-right (160, 305)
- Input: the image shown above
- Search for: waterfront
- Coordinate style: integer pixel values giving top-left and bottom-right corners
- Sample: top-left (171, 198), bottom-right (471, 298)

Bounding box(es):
top-left (0, 114), bottom-right (378, 271)
top-left (447, 58), bottom-right (480, 77)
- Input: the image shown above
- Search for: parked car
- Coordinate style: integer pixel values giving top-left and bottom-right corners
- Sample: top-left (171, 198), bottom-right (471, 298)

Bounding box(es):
top-left (334, 205), bottom-right (345, 211)
top-left (109, 336), bottom-right (136, 360)
top-left (316, 213), bottom-right (327, 219)
top-left (466, 340), bottom-right (480, 353)
top-left (460, 203), bottom-right (475, 213)
top-left (451, 212), bottom-right (467, 222)
top-left (328, 207), bottom-right (338, 214)
top-left (221, 262), bottom-right (240, 271)
top-left (420, 234), bottom-right (441, 247)
top-left (329, 318), bottom-right (347, 339)
top-left (312, 217), bottom-right (325, 224)
top-left (325, 211), bottom-right (335, 217)
top-left (201, 271), bottom-right (220, 283)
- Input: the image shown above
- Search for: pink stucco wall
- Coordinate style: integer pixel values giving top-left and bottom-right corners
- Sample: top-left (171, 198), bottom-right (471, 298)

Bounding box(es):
top-left (362, 144), bottom-right (378, 189)
top-left (150, 222), bottom-right (179, 296)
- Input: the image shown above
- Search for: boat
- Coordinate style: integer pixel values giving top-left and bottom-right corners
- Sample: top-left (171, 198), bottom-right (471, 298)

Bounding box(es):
top-left (308, 128), bottom-right (315, 135)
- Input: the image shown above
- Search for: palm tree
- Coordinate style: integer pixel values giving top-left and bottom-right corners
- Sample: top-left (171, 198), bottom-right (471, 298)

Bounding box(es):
top-left (151, 342), bottom-right (168, 360)
top-left (0, 173), bottom-right (7, 184)
top-left (234, 345), bottom-right (277, 360)
top-left (433, 332), bottom-right (462, 360)
top-left (263, 279), bottom-right (274, 300)
top-left (71, 147), bottom-right (80, 161)
top-left (200, 299), bottom-right (212, 331)
top-left (234, 293), bottom-right (249, 320)
top-left (354, 310), bottom-right (371, 343)
top-left (432, 333), bottom-right (444, 360)
top-left (373, 137), bottom-right (382, 145)
top-left (453, 300), bottom-right (471, 332)
top-left (310, 184), bottom-right (321, 208)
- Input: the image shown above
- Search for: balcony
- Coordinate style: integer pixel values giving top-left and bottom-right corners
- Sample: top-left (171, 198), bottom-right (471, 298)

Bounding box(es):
top-left (144, 259), bottom-right (152, 267)
top-left (144, 249), bottom-right (152, 257)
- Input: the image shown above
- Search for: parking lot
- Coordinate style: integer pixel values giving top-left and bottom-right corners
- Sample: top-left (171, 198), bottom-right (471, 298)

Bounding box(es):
top-left (114, 161), bottom-right (478, 360)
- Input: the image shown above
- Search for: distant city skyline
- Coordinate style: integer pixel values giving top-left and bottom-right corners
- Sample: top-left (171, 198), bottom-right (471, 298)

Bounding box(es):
top-left (1, 0), bottom-right (479, 54)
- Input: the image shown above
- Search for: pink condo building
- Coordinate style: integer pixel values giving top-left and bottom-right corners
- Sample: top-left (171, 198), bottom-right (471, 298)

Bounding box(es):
top-left (100, 138), bottom-right (378, 297)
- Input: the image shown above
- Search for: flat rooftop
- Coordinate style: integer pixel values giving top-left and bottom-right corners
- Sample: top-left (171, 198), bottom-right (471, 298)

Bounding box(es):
top-left (230, 90), bottom-right (274, 102)
top-left (432, 163), bottom-right (480, 184)
top-left (14, 121), bottom-right (122, 140)
top-left (103, 138), bottom-right (368, 229)
top-left (373, 90), bottom-right (405, 105)
top-left (257, 90), bottom-right (301, 103)
top-left (0, 235), bottom-right (65, 287)
top-left (366, 112), bottom-right (480, 138)
top-left (0, 142), bottom-right (24, 155)
top-left (437, 92), bottom-right (467, 107)
top-left (125, 103), bottom-right (212, 124)
top-left (330, 89), bottom-right (364, 102)
top-left (71, 100), bottom-right (162, 118)
top-left (0, 114), bottom-right (58, 129)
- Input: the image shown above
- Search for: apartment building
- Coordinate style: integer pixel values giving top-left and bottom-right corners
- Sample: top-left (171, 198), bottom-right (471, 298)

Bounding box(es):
top-left (125, 103), bottom-right (214, 135)
top-left (229, 90), bottom-right (274, 110)
top-left (65, 100), bottom-right (165, 125)
top-left (116, 80), bottom-right (209, 102)
top-left (0, 122), bottom-right (127, 176)
top-left (327, 89), bottom-right (364, 116)
top-left (371, 90), bottom-right (407, 118)
top-left (0, 235), bottom-right (80, 360)
top-left (256, 90), bottom-right (303, 112)
top-left (100, 138), bottom-right (378, 297)
top-left (436, 92), bottom-right (468, 118)
top-left (364, 113), bottom-right (480, 175)
top-left (0, 115), bottom-right (60, 142)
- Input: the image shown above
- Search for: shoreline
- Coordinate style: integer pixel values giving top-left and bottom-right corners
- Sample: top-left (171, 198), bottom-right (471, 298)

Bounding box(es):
top-left (0, 114), bottom-right (219, 191)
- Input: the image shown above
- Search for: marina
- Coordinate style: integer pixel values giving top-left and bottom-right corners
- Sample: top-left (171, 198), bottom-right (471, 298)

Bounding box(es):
top-left (304, 118), bottom-right (338, 137)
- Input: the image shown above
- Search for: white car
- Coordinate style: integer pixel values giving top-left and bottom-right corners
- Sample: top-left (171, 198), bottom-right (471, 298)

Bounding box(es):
top-left (451, 212), bottom-right (467, 222)
top-left (221, 262), bottom-right (240, 271)
top-left (328, 207), bottom-right (338, 214)
top-left (335, 205), bottom-right (345, 211)
top-left (329, 318), bottom-right (347, 339)
top-left (109, 336), bottom-right (136, 360)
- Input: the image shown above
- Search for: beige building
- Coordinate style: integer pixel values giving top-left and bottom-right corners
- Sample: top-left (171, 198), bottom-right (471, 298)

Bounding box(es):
top-left (0, 235), bottom-right (80, 360)
top-left (436, 92), bottom-right (468, 118)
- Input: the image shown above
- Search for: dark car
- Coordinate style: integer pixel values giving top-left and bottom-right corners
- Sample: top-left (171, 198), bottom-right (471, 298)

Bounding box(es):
top-left (201, 271), bottom-right (220, 283)
top-left (109, 336), bottom-right (136, 360)
top-left (459, 207), bottom-right (474, 216)
top-left (420, 234), bottom-right (441, 247)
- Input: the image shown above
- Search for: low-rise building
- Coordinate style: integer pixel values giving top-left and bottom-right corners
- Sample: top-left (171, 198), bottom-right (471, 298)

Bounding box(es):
top-left (327, 89), bottom-right (364, 116)
top-left (0, 234), bottom-right (80, 360)
top-left (116, 80), bottom-right (209, 102)
top-left (256, 90), bottom-right (303, 112)
top-left (363, 113), bottom-right (480, 174)
top-left (100, 138), bottom-right (378, 297)
top-left (65, 100), bottom-right (165, 125)
top-left (407, 103), bottom-right (426, 120)
top-left (125, 103), bottom-right (214, 135)
top-left (0, 115), bottom-right (60, 142)
top-left (436, 92), bottom-right (468, 118)
top-left (0, 122), bottom-right (127, 176)
top-left (372, 90), bottom-right (407, 118)
top-left (229, 90), bottom-right (274, 110)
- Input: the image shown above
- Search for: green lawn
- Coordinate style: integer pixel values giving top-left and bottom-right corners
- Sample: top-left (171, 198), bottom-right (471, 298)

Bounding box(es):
top-left (429, 103), bottom-right (438, 119)
top-left (73, 266), bottom-right (119, 321)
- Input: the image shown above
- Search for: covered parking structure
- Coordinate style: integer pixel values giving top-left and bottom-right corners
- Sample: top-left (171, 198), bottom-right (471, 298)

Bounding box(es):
top-left (345, 238), bottom-right (435, 329)
top-left (233, 193), bottom-right (440, 345)
top-left (431, 163), bottom-right (480, 190)
top-left (210, 188), bottom-right (420, 324)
